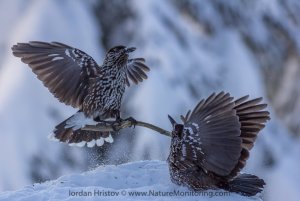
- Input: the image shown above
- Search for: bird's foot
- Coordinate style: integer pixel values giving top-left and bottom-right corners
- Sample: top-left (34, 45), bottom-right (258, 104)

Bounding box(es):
top-left (124, 116), bottom-right (137, 128)
top-left (115, 116), bottom-right (123, 124)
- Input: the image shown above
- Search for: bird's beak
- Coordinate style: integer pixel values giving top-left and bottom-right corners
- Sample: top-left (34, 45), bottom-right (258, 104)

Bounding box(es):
top-left (126, 47), bottom-right (136, 53)
top-left (168, 115), bottom-right (177, 127)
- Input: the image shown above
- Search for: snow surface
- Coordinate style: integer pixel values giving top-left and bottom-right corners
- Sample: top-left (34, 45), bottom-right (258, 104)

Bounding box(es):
top-left (0, 161), bottom-right (263, 201)
top-left (265, 140), bottom-right (300, 201)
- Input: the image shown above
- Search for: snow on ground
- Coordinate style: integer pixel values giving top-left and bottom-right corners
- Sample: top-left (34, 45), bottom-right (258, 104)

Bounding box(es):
top-left (0, 161), bottom-right (263, 201)
top-left (265, 140), bottom-right (300, 201)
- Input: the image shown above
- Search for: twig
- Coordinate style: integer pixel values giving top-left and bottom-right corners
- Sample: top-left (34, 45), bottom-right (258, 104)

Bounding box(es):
top-left (82, 119), bottom-right (171, 137)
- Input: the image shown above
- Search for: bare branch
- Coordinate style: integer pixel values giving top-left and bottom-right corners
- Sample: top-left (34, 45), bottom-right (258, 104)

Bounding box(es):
top-left (82, 119), bottom-right (171, 137)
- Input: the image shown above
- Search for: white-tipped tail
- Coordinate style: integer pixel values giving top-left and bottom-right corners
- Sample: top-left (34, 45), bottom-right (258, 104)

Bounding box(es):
top-left (66, 136), bottom-right (113, 148)
top-left (51, 111), bottom-right (115, 148)
top-left (104, 134), bottom-right (114, 143)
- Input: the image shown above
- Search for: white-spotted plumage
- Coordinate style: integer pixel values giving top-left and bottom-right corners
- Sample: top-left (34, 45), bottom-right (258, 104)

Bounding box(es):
top-left (12, 42), bottom-right (150, 148)
top-left (167, 92), bottom-right (270, 196)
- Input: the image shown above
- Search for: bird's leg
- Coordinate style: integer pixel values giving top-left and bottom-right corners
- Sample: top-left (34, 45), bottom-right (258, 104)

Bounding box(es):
top-left (93, 115), bottom-right (119, 131)
top-left (93, 116), bottom-right (101, 122)
top-left (93, 117), bottom-right (111, 125)
top-left (107, 110), bottom-right (122, 131)
top-left (115, 111), bottom-right (122, 124)
top-left (124, 116), bottom-right (137, 128)
top-left (102, 111), bottom-right (126, 131)
top-left (114, 110), bottom-right (137, 128)
top-left (110, 122), bottom-right (120, 132)
top-left (92, 111), bottom-right (136, 131)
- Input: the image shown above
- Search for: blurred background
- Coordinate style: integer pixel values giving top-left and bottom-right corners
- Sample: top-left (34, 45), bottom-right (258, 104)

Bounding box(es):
top-left (0, 0), bottom-right (300, 200)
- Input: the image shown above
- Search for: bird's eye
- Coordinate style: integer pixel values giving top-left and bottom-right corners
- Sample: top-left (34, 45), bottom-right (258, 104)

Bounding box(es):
top-left (175, 124), bottom-right (184, 133)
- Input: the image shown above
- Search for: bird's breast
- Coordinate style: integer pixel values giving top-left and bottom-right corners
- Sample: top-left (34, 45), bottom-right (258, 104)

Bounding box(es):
top-left (82, 70), bottom-right (126, 117)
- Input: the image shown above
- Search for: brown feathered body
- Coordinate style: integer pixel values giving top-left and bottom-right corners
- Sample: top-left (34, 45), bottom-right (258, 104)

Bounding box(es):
top-left (167, 92), bottom-right (270, 196)
top-left (12, 42), bottom-right (150, 147)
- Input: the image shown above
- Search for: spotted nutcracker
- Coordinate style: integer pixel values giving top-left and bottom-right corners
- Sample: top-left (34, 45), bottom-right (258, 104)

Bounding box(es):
top-left (12, 41), bottom-right (150, 147)
top-left (167, 92), bottom-right (269, 196)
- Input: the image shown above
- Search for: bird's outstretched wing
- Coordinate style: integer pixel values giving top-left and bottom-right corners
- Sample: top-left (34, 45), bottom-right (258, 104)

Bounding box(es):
top-left (228, 95), bottom-right (270, 178)
top-left (12, 41), bottom-right (100, 108)
top-left (125, 58), bottom-right (150, 86)
top-left (180, 92), bottom-right (242, 176)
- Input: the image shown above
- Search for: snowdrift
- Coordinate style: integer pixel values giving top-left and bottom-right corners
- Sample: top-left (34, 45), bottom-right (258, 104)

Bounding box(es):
top-left (0, 161), bottom-right (263, 201)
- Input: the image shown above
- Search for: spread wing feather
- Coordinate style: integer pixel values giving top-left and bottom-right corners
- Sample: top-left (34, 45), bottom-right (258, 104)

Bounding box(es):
top-left (126, 58), bottom-right (150, 86)
top-left (228, 95), bottom-right (270, 178)
top-left (181, 92), bottom-right (242, 176)
top-left (180, 92), bottom-right (270, 178)
top-left (12, 41), bottom-right (100, 108)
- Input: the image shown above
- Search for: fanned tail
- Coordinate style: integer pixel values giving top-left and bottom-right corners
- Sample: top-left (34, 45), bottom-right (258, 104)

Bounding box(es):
top-left (48, 112), bottom-right (114, 147)
top-left (219, 174), bottom-right (265, 196)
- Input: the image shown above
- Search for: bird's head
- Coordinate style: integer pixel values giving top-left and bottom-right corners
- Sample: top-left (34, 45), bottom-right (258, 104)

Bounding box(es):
top-left (104, 45), bottom-right (136, 67)
top-left (168, 115), bottom-right (184, 139)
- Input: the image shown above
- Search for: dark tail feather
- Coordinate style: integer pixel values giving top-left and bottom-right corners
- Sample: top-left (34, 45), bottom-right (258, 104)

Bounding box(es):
top-left (219, 174), bottom-right (265, 196)
top-left (49, 115), bottom-right (113, 148)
